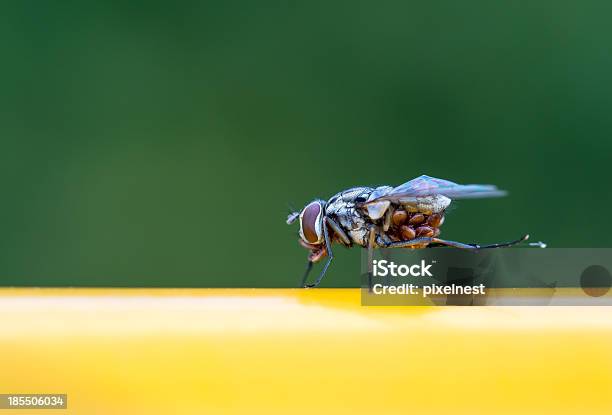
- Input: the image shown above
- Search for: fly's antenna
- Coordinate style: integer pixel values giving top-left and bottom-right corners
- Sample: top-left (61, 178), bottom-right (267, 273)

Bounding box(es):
top-left (286, 203), bottom-right (300, 225)
top-left (286, 211), bottom-right (299, 225)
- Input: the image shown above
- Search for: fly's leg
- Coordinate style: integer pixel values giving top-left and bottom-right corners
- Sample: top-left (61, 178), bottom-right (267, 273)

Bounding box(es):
top-left (427, 234), bottom-right (531, 249)
top-left (381, 234), bottom-right (531, 250)
top-left (369, 227), bottom-right (398, 287)
top-left (299, 261), bottom-right (314, 287)
top-left (366, 225), bottom-right (378, 290)
top-left (326, 216), bottom-right (352, 247)
top-left (477, 234), bottom-right (530, 249)
top-left (367, 225), bottom-right (377, 268)
top-left (301, 217), bottom-right (348, 288)
top-left (304, 216), bottom-right (334, 288)
top-left (383, 206), bottom-right (393, 232)
top-left (377, 236), bottom-right (477, 249)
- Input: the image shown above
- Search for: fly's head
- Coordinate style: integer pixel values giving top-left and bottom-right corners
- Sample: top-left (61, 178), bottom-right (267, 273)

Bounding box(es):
top-left (299, 200), bottom-right (326, 245)
top-left (287, 200), bottom-right (328, 261)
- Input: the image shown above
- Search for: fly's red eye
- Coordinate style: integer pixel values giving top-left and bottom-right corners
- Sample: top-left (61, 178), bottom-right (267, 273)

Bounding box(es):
top-left (300, 202), bottom-right (322, 244)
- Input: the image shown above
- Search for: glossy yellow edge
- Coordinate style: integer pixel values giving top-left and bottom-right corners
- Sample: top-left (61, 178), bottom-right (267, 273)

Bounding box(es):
top-left (1, 288), bottom-right (611, 414)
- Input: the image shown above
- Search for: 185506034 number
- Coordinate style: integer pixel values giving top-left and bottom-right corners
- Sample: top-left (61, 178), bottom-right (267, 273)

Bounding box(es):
top-left (0, 394), bottom-right (67, 409)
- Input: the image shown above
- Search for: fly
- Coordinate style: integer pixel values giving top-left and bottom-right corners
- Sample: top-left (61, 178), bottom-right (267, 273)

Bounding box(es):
top-left (287, 175), bottom-right (545, 288)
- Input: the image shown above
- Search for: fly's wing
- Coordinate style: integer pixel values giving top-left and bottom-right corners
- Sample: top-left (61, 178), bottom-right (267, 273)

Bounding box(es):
top-left (365, 175), bottom-right (507, 204)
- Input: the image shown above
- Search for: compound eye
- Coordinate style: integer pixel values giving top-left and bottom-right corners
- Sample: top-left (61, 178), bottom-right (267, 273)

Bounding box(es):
top-left (299, 201), bottom-right (323, 244)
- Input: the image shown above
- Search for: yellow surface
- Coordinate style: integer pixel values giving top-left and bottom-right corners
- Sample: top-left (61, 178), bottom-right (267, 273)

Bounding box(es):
top-left (1, 288), bottom-right (611, 414)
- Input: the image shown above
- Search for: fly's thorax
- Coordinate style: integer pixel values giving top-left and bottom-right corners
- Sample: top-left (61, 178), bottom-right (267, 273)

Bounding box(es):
top-left (325, 187), bottom-right (374, 247)
top-left (332, 206), bottom-right (369, 247)
top-left (365, 185), bottom-right (394, 220)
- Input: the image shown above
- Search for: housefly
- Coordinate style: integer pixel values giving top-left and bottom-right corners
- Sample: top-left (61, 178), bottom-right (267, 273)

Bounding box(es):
top-left (287, 175), bottom-right (545, 287)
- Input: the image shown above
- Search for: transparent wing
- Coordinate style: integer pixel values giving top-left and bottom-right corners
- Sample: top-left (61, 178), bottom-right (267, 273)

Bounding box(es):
top-left (365, 175), bottom-right (507, 204)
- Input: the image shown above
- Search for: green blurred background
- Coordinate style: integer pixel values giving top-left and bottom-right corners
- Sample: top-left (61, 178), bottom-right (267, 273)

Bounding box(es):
top-left (1, 1), bottom-right (611, 287)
